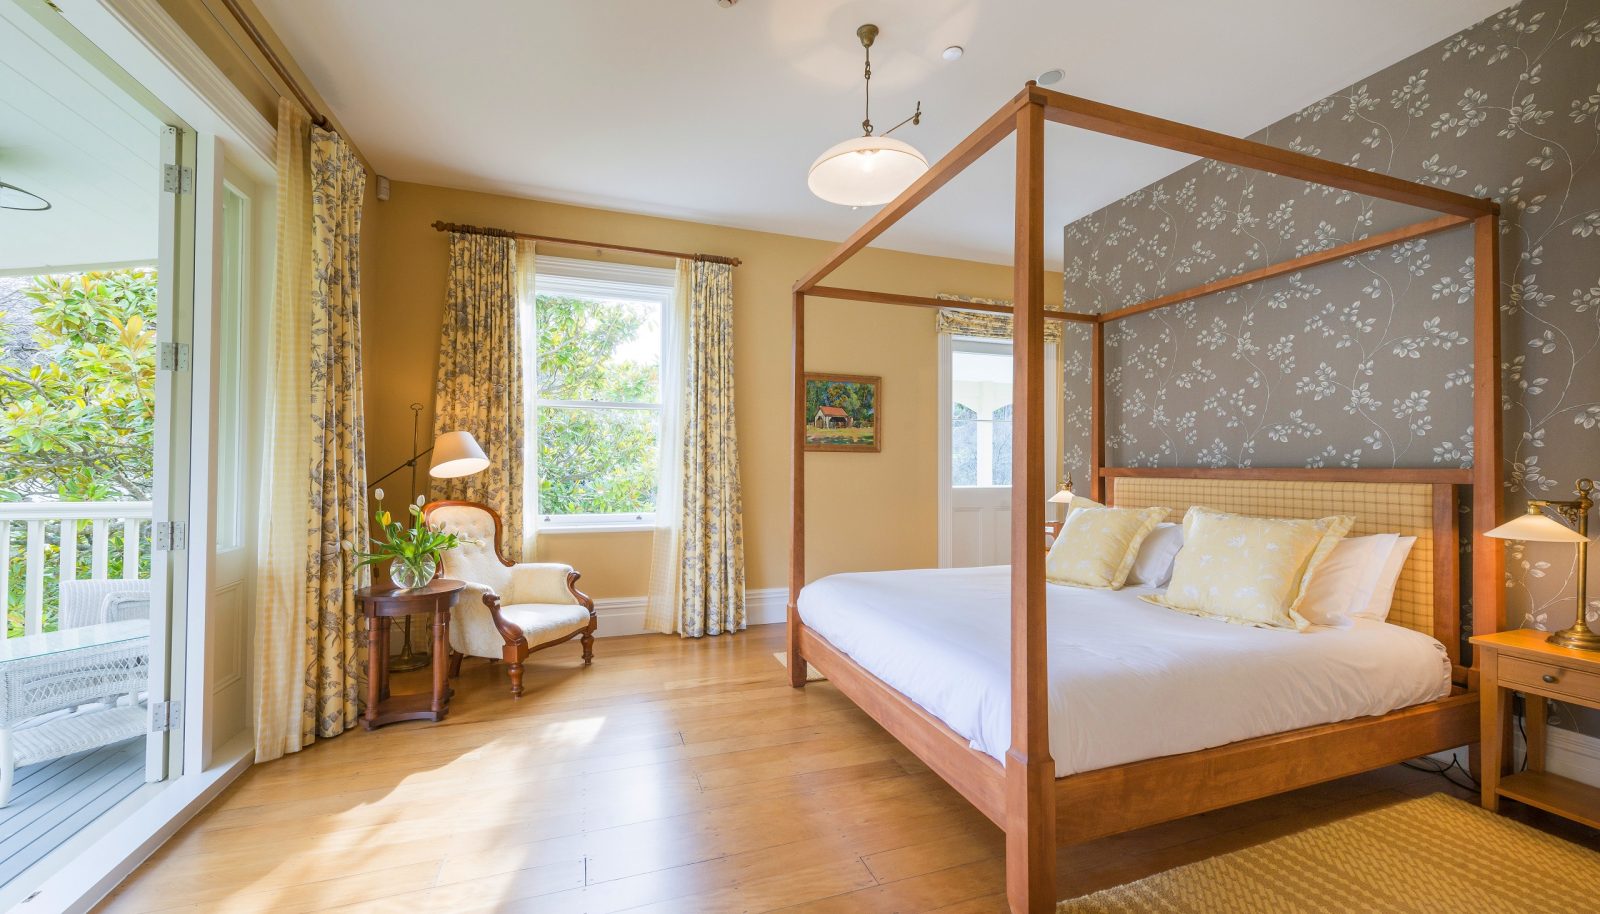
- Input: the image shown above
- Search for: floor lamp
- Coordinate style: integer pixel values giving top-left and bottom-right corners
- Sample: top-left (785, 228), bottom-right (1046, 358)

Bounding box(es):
top-left (367, 403), bottom-right (490, 670)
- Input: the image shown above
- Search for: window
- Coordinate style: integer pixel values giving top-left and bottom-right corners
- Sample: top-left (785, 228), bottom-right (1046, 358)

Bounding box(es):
top-left (216, 183), bottom-right (248, 550)
top-left (949, 342), bottom-right (1014, 487)
top-left (526, 257), bottom-right (673, 527)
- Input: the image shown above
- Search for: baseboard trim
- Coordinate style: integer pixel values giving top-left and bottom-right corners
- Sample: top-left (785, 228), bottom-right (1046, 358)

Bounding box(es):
top-left (1515, 716), bottom-right (1600, 786)
top-left (593, 587), bottom-right (787, 637)
top-left (1429, 713), bottom-right (1600, 789)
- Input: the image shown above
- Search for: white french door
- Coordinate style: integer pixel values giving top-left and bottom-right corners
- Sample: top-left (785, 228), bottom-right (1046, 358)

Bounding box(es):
top-left (937, 336), bottom-right (1059, 567)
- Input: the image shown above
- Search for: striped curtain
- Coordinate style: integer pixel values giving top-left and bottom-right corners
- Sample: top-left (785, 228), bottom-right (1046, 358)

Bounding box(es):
top-left (431, 232), bottom-right (526, 559)
top-left (253, 102), bottom-right (370, 762)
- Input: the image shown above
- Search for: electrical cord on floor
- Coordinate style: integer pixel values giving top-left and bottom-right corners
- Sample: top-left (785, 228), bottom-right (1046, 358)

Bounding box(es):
top-left (1402, 751), bottom-right (1480, 792)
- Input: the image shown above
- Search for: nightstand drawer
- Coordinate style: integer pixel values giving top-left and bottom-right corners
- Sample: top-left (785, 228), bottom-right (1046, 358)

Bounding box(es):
top-left (1500, 655), bottom-right (1600, 703)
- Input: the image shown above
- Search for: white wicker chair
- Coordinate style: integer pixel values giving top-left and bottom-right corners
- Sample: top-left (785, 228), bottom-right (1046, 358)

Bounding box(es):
top-left (59, 579), bottom-right (152, 629)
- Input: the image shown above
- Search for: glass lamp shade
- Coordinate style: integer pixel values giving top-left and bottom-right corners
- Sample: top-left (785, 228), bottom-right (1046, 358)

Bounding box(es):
top-left (429, 431), bottom-right (489, 479)
top-left (808, 135), bottom-right (929, 206)
top-left (1484, 510), bottom-right (1589, 543)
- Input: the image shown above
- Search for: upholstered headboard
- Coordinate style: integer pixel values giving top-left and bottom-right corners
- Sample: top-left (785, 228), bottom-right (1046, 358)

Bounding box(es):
top-left (1104, 469), bottom-right (1464, 669)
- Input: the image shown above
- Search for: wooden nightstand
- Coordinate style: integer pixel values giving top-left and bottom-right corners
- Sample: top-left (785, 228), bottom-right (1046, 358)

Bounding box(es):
top-left (1472, 628), bottom-right (1600, 828)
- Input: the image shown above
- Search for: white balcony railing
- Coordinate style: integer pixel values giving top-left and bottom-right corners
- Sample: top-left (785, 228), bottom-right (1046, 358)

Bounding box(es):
top-left (0, 502), bottom-right (153, 637)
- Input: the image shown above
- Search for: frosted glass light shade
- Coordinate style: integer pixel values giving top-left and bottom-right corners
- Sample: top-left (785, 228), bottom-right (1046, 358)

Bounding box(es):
top-left (808, 135), bottom-right (929, 206)
top-left (429, 431), bottom-right (489, 479)
top-left (1048, 489), bottom-right (1075, 505)
top-left (1485, 510), bottom-right (1589, 543)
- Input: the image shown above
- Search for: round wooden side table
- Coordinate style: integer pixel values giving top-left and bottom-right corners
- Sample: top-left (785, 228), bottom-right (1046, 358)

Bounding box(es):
top-left (357, 578), bottom-right (465, 730)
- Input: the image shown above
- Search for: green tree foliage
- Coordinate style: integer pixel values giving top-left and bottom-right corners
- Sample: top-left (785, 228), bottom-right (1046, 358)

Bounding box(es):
top-left (1, 270), bottom-right (156, 635)
top-left (2, 270), bottom-right (157, 500)
top-left (534, 294), bottom-right (660, 516)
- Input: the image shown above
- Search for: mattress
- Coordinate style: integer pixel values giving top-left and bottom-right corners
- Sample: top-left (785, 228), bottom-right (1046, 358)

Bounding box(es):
top-left (797, 565), bottom-right (1452, 778)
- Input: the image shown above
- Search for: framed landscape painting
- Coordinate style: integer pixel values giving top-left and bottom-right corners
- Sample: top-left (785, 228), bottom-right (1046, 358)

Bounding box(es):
top-left (804, 372), bottom-right (881, 452)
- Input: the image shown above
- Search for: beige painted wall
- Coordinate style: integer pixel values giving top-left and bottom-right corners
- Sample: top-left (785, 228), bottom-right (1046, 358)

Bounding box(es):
top-left (365, 182), bottom-right (1061, 599)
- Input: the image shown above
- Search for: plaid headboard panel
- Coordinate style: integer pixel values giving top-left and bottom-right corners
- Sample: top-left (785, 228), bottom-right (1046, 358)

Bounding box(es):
top-left (1110, 476), bottom-right (1442, 641)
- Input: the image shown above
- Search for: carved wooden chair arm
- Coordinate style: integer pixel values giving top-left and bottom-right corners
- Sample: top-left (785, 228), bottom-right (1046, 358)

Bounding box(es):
top-left (566, 570), bottom-right (596, 624)
top-left (460, 581), bottom-right (527, 649)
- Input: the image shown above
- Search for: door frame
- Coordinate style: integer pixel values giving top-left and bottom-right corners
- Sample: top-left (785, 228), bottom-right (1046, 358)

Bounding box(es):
top-left (10, 0), bottom-right (270, 910)
top-left (937, 334), bottom-right (1060, 567)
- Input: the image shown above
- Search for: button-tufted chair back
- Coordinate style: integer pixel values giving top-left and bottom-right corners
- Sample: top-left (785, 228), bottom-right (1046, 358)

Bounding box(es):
top-left (425, 502), bottom-right (513, 596)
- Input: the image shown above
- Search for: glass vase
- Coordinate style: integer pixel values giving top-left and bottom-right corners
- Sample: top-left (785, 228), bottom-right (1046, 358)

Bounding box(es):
top-left (388, 555), bottom-right (437, 591)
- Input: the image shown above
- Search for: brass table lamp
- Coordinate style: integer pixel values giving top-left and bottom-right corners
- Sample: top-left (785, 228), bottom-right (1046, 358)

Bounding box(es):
top-left (1486, 478), bottom-right (1596, 651)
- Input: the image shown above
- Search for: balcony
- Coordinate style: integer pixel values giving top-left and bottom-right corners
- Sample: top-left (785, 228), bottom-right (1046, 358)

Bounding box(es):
top-left (1, 501), bottom-right (152, 638)
top-left (0, 501), bottom-right (152, 885)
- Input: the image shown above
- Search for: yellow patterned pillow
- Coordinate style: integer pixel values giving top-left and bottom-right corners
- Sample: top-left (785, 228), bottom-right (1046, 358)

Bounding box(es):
top-left (1046, 506), bottom-right (1168, 589)
top-left (1146, 507), bottom-right (1355, 629)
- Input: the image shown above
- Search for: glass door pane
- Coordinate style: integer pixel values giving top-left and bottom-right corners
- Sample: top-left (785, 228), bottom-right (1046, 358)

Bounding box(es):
top-left (0, 0), bottom-right (189, 894)
top-left (950, 348), bottom-right (1015, 488)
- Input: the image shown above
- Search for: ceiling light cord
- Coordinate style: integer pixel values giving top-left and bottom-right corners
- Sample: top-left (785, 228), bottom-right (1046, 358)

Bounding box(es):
top-left (882, 102), bottom-right (922, 138)
top-left (862, 40), bottom-right (873, 135)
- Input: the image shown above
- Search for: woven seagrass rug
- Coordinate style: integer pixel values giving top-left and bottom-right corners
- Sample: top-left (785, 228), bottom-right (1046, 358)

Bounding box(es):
top-left (773, 652), bottom-right (826, 682)
top-left (1057, 793), bottom-right (1600, 913)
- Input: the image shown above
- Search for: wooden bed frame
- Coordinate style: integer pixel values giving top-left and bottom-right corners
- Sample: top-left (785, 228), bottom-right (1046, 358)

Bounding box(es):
top-left (786, 84), bottom-right (1504, 914)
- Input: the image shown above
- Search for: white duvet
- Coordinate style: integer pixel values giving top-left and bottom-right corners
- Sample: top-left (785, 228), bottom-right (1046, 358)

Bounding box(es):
top-left (797, 565), bottom-right (1451, 778)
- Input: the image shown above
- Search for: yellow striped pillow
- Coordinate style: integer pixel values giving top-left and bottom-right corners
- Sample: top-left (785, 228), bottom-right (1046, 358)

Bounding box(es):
top-left (1046, 505), bottom-right (1168, 589)
top-left (1145, 507), bottom-right (1355, 629)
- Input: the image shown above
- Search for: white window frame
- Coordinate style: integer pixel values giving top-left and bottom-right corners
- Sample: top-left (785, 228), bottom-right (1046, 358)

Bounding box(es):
top-left (936, 335), bottom-right (1060, 567)
top-left (525, 256), bottom-right (675, 530)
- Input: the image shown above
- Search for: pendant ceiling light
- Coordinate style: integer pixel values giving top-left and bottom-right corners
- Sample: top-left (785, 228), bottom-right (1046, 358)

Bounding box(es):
top-left (808, 24), bottom-right (927, 207)
top-left (0, 181), bottom-right (50, 212)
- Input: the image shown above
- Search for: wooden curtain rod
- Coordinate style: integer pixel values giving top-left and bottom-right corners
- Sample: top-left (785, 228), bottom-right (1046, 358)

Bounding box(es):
top-left (217, 0), bottom-right (329, 129)
top-left (431, 221), bottom-right (741, 267)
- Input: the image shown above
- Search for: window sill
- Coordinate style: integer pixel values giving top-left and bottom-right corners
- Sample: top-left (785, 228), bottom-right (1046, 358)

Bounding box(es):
top-left (538, 523), bottom-right (656, 536)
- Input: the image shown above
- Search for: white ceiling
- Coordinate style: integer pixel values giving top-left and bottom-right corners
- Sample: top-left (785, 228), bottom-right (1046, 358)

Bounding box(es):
top-left (0, 3), bottom-right (161, 274)
top-left (253, 0), bottom-right (1506, 269)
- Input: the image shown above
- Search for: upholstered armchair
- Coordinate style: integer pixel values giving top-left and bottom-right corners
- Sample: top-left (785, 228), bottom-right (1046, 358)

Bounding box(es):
top-left (422, 501), bottom-right (596, 697)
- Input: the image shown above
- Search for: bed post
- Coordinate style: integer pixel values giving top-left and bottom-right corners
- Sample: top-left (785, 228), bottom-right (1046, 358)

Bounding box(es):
top-left (789, 290), bottom-right (809, 687)
top-left (1471, 209), bottom-right (1505, 642)
top-left (1006, 86), bottom-right (1057, 914)
top-left (1088, 321), bottom-right (1106, 503)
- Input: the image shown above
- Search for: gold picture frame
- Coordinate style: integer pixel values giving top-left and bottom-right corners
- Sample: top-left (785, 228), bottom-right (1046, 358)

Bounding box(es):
top-left (803, 372), bottom-right (881, 453)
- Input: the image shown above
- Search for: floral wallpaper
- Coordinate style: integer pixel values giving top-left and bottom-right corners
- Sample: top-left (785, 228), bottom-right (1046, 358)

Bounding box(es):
top-left (1062, 0), bottom-right (1600, 645)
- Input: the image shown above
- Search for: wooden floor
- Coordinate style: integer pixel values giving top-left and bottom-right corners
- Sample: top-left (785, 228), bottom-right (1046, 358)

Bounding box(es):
top-left (98, 625), bottom-right (1599, 913)
top-left (1, 737), bottom-right (143, 890)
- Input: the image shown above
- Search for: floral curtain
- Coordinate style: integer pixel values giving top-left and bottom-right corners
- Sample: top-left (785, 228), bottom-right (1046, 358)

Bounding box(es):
top-left (431, 232), bottom-right (526, 559)
top-left (253, 101), bottom-right (369, 762)
top-left (936, 294), bottom-right (1064, 343)
top-left (673, 260), bottom-right (745, 637)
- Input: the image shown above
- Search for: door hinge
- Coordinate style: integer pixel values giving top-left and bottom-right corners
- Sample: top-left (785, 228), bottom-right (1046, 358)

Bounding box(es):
top-left (154, 521), bottom-right (188, 551)
top-left (162, 163), bottom-right (193, 195)
top-left (150, 699), bottom-right (183, 733)
top-left (157, 341), bottom-right (191, 371)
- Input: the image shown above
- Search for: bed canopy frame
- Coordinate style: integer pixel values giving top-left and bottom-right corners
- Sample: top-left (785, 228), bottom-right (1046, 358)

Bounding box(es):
top-left (787, 83), bottom-right (1503, 914)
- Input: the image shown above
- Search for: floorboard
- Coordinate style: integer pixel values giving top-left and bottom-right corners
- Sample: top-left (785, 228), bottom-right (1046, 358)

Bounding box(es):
top-left (0, 738), bottom-right (143, 889)
top-left (94, 624), bottom-right (1600, 913)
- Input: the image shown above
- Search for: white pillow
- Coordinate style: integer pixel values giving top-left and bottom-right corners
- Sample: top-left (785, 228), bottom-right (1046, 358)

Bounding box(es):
top-left (1297, 533), bottom-right (1398, 627)
top-left (1126, 523), bottom-right (1183, 587)
top-left (1355, 535), bottom-right (1416, 622)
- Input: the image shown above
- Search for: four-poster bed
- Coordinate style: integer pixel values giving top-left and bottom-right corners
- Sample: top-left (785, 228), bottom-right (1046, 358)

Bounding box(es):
top-left (787, 84), bottom-right (1504, 913)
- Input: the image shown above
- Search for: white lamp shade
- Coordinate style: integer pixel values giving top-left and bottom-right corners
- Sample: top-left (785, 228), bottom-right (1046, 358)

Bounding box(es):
top-left (1048, 489), bottom-right (1074, 505)
top-left (429, 431), bottom-right (489, 479)
top-left (808, 135), bottom-right (929, 206)
top-left (1485, 510), bottom-right (1589, 543)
